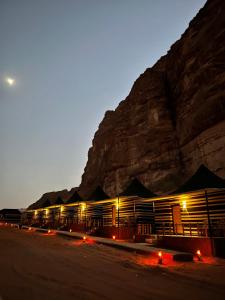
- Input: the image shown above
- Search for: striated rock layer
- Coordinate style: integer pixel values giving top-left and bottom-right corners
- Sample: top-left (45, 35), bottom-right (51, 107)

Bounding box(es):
top-left (79, 0), bottom-right (225, 198)
top-left (28, 188), bottom-right (76, 209)
top-left (30, 0), bottom-right (225, 208)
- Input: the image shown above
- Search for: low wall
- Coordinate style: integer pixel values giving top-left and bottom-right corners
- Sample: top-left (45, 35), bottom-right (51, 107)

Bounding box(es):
top-left (213, 238), bottom-right (225, 258)
top-left (94, 226), bottom-right (135, 240)
top-left (157, 235), bottom-right (213, 256)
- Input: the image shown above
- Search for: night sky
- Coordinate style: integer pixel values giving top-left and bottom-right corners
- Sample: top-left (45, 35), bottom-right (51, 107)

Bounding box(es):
top-left (0, 0), bottom-right (206, 209)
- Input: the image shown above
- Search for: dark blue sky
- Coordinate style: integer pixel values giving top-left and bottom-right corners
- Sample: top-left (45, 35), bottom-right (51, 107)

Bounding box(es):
top-left (0, 0), bottom-right (206, 209)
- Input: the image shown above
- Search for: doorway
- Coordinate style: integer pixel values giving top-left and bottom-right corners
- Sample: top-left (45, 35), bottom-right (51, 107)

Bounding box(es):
top-left (172, 204), bottom-right (183, 234)
top-left (112, 205), bottom-right (116, 226)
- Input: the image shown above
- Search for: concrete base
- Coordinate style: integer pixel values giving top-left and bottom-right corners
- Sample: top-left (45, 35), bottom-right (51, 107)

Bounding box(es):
top-left (157, 235), bottom-right (213, 256)
top-left (22, 226), bottom-right (193, 262)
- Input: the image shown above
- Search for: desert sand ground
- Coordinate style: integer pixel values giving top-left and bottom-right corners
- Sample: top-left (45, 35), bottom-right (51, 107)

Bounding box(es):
top-left (0, 227), bottom-right (225, 300)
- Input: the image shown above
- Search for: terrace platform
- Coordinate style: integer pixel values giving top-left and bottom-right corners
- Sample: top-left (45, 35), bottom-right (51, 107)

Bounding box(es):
top-left (22, 225), bottom-right (193, 262)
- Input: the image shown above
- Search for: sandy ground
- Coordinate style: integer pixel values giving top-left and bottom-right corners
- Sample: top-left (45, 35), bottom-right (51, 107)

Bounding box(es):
top-left (0, 227), bottom-right (225, 300)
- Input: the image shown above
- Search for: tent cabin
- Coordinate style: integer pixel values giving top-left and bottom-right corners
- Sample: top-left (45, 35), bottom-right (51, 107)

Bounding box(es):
top-left (150, 165), bottom-right (225, 255)
top-left (172, 165), bottom-right (225, 194)
top-left (38, 199), bottom-right (51, 225)
top-left (44, 196), bottom-right (64, 227)
top-left (85, 186), bottom-right (110, 230)
top-left (118, 178), bottom-right (157, 235)
top-left (66, 191), bottom-right (83, 204)
top-left (87, 186), bottom-right (110, 201)
top-left (0, 209), bottom-right (21, 224)
top-left (64, 191), bottom-right (84, 227)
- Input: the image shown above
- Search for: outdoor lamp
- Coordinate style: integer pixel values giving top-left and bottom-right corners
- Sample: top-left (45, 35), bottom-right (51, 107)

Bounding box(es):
top-left (196, 249), bottom-right (202, 261)
top-left (158, 251), bottom-right (163, 264)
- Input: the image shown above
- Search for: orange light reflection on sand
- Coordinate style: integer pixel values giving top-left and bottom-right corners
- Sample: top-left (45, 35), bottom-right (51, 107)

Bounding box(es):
top-left (71, 238), bottom-right (96, 247)
top-left (136, 253), bottom-right (180, 267)
top-left (42, 231), bottom-right (56, 236)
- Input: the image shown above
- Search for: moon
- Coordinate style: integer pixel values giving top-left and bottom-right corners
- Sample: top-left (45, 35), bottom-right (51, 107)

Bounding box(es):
top-left (6, 77), bottom-right (15, 86)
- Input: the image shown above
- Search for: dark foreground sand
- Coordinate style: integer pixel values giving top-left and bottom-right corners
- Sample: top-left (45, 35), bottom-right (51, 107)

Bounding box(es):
top-left (0, 227), bottom-right (225, 300)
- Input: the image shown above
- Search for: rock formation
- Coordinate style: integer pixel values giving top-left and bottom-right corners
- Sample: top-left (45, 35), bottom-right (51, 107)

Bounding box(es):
top-left (79, 0), bottom-right (225, 197)
top-left (28, 188), bottom-right (76, 209)
top-left (30, 0), bottom-right (225, 208)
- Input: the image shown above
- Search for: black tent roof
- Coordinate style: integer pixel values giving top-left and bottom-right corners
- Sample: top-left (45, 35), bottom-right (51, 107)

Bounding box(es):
top-left (87, 186), bottom-right (110, 201)
top-left (54, 196), bottom-right (64, 205)
top-left (66, 191), bottom-right (83, 204)
top-left (41, 199), bottom-right (51, 208)
top-left (0, 209), bottom-right (21, 215)
top-left (119, 178), bottom-right (157, 198)
top-left (172, 165), bottom-right (225, 194)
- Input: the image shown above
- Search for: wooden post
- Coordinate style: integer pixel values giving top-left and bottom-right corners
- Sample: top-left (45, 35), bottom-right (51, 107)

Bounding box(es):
top-left (58, 207), bottom-right (61, 227)
top-left (133, 198), bottom-right (136, 240)
top-left (205, 189), bottom-right (214, 255)
top-left (117, 195), bottom-right (120, 239)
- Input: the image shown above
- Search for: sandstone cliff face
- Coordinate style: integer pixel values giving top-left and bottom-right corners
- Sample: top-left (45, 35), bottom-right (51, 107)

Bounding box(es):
top-left (28, 188), bottom-right (76, 209)
top-left (30, 0), bottom-right (225, 208)
top-left (79, 0), bottom-right (225, 197)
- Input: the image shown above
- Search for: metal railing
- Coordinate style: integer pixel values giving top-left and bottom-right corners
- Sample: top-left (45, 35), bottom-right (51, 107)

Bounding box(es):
top-left (158, 222), bottom-right (225, 237)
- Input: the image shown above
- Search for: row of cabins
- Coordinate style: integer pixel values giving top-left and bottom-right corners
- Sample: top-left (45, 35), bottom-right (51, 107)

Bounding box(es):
top-left (23, 165), bottom-right (225, 257)
top-left (0, 209), bottom-right (21, 224)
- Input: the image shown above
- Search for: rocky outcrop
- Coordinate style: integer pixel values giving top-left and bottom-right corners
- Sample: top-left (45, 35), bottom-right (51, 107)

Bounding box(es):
top-left (28, 188), bottom-right (76, 209)
top-left (79, 0), bottom-right (225, 197)
top-left (29, 0), bottom-right (225, 208)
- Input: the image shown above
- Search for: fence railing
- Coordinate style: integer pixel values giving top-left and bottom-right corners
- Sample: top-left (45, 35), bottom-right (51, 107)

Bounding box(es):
top-left (157, 222), bottom-right (225, 237)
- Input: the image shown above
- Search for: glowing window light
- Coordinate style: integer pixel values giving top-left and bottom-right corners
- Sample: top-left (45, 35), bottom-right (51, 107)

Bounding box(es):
top-left (45, 209), bottom-right (49, 216)
top-left (116, 200), bottom-right (120, 210)
top-left (35, 210), bottom-right (38, 216)
top-left (60, 206), bottom-right (64, 213)
top-left (180, 195), bottom-right (188, 211)
top-left (81, 203), bottom-right (86, 212)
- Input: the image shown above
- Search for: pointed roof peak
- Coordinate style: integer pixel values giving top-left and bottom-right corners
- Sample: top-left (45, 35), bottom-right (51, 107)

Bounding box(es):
top-left (88, 186), bottom-right (110, 201)
top-left (54, 196), bottom-right (64, 205)
top-left (41, 198), bottom-right (51, 208)
top-left (173, 164), bottom-right (225, 194)
top-left (66, 191), bottom-right (83, 204)
top-left (120, 178), bottom-right (157, 198)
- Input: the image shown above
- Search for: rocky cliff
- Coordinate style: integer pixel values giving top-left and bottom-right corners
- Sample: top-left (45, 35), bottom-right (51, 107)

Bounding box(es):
top-left (79, 0), bottom-right (225, 197)
top-left (28, 188), bottom-right (76, 209)
top-left (30, 0), bottom-right (225, 208)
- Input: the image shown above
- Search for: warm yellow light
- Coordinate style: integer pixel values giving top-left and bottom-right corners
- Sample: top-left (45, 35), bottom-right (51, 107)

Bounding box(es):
top-left (83, 236), bottom-right (86, 241)
top-left (48, 229), bottom-right (51, 234)
top-left (196, 249), bottom-right (202, 261)
top-left (81, 203), bottom-right (86, 212)
top-left (180, 195), bottom-right (188, 210)
top-left (29, 227), bottom-right (32, 231)
top-left (116, 201), bottom-right (120, 210)
top-left (60, 206), bottom-right (64, 213)
top-left (6, 77), bottom-right (15, 86)
top-left (46, 209), bottom-right (49, 216)
top-left (158, 251), bottom-right (163, 264)
top-left (112, 235), bottom-right (116, 240)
